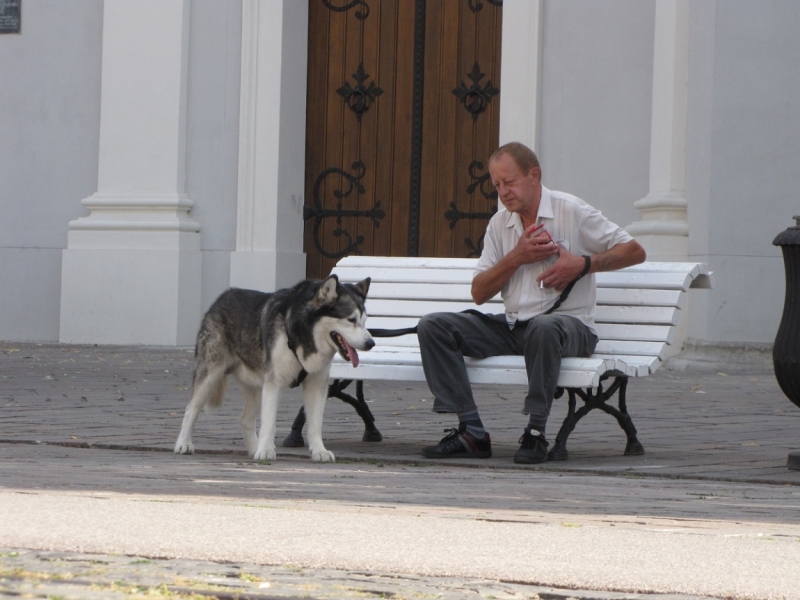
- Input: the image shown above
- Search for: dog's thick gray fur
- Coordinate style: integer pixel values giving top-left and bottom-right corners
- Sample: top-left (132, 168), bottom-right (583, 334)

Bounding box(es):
top-left (175, 275), bottom-right (373, 462)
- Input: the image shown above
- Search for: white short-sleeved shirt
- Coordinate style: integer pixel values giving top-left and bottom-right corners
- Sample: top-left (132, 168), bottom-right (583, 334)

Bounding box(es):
top-left (474, 185), bottom-right (633, 336)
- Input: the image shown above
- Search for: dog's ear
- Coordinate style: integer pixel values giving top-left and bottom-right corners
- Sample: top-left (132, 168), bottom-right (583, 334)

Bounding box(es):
top-left (353, 277), bottom-right (371, 300)
top-left (316, 275), bottom-right (339, 305)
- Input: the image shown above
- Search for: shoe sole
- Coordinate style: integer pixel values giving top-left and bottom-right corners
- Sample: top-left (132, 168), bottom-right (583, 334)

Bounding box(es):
top-left (513, 452), bottom-right (547, 464)
top-left (421, 450), bottom-right (492, 459)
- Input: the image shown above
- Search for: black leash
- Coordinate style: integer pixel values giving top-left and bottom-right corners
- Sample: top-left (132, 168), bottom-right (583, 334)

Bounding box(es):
top-left (286, 336), bottom-right (309, 388)
top-left (541, 254), bottom-right (592, 316)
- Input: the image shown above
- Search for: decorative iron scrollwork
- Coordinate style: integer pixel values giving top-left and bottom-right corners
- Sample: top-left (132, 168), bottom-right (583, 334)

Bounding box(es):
top-left (337, 63), bottom-right (383, 121)
top-left (452, 62), bottom-right (499, 121)
top-left (465, 233), bottom-right (487, 258)
top-left (468, 0), bottom-right (503, 13)
top-left (466, 159), bottom-right (498, 201)
top-left (445, 202), bottom-right (496, 230)
top-left (322, 0), bottom-right (370, 20)
top-left (445, 160), bottom-right (497, 257)
top-left (304, 161), bottom-right (386, 259)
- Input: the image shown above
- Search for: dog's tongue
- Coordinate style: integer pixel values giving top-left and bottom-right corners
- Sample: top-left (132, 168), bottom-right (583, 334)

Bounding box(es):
top-left (344, 339), bottom-right (359, 368)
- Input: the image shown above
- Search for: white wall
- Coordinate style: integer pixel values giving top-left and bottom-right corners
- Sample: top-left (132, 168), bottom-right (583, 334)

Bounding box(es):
top-left (185, 0), bottom-right (242, 312)
top-left (686, 0), bottom-right (800, 343)
top-left (538, 0), bottom-right (655, 230)
top-left (0, 0), bottom-right (103, 341)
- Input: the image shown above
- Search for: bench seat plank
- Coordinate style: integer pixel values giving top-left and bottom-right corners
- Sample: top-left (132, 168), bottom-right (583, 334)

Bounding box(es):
top-left (364, 316), bottom-right (674, 344)
top-left (365, 339), bottom-right (667, 360)
top-left (363, 298), bottom-right (679, 326)
top-left (367, 282), bottom-right (685, 310)
top-left (330, 363), bottom-right (605, 388)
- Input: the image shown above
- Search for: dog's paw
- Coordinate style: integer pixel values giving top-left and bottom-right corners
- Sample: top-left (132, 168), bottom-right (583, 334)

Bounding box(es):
top-left (311, 449), bottom-right (335, 463)
top-left (253, 447), bottom-right (277, 462)
top-left (174, 440), bottom-right (195, 455)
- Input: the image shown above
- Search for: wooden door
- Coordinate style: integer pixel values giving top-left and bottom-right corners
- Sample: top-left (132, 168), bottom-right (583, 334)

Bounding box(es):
top-left (304, 0), bottom-right (503, 279)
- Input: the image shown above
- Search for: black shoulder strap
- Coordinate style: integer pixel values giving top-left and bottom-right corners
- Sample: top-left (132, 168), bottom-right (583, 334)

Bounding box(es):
top-left (544, 254), bottom-right (591, 315)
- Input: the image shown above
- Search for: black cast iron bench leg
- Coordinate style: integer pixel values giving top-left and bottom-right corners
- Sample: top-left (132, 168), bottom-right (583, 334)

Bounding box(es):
top-left (283, 379), bottom-right (382, 447)
top-left (547, 376), bottom-right (644, 461)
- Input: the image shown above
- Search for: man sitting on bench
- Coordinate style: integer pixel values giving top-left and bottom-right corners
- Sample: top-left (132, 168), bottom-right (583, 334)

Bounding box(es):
top-left (418, 142), bottom-right (646, 464)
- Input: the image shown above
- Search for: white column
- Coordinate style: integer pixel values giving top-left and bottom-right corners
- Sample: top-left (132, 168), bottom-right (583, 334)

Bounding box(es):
top-left (498, 0), bottom-right (543, 152)
top-left (59, 0), bottom-right (201, 346)
top-left (229, 0), bottom-right (308, 292)
top-left (626, 0), bottom-right (690, 261)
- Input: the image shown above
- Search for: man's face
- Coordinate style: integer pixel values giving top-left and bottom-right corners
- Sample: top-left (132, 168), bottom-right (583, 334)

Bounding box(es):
top-left (488, 153), bottom-right (541, 214)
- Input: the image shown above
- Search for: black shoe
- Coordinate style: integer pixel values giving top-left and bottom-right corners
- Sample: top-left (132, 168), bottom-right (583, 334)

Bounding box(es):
top-left (514, 428), bottom-right (548, 464)
top-left (421, 424), bottom-right (492, 459)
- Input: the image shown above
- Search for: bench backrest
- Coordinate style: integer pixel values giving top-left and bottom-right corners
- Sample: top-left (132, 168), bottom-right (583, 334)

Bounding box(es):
top-left (332, 256), bottom-right (712, 365)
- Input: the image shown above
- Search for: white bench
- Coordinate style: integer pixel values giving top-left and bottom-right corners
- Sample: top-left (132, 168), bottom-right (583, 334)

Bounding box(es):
top-left (284, 256), bottom-right (713, 460)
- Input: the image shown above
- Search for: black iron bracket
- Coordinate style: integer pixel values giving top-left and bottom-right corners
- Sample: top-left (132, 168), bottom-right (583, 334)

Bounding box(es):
top-left (323, 0), bottom-right (370, 20)
top-left (283, 379), bottom-right (382, 447)
top-left (304, 161), bottom-right (386, 259)
top-left (548, 375), bottom-right (645, 461)
top-left (452, 62), bottom-right (499, 121)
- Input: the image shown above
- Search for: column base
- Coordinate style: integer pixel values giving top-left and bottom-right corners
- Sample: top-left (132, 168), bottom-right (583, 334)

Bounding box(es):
top-left (60, 243), bottom-right (202, 346)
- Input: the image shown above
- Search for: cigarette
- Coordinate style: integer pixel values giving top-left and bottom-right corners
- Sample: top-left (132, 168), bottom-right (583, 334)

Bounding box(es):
top-left (539, 280), bottom-right (544, 289)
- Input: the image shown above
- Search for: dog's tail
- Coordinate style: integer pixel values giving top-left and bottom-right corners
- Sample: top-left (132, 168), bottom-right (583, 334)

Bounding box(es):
top-left (191, 365), bottom-right (229, 412)
top-left (205, 376), bottom-right (228, 411)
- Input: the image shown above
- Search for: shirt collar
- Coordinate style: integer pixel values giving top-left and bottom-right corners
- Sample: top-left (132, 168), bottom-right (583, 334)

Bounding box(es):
top-left (538, 185), bottom-right (554, 220)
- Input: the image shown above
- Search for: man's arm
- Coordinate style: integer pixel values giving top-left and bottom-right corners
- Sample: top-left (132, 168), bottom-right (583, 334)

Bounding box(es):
top-left (537, 239), bottom-right (646, 291)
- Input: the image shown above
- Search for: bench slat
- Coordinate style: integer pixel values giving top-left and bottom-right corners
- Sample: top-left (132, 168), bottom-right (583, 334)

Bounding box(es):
top-left (363, 298), bottom-right (679, 326)
top-left (337, 255), bottom-right (709, 276)
top-left (364, 316), bottom-right (674, 344)
top-left (330, 357), bottom-right (629, 388)
top-left (369, 339), bottom-right (667, 359)
top-left (595, 322), bottom-right (674, 344)
top-left (330, 363), bottom-right (605, 389)
top-left (591, 354), bottom-right (660, 376)
top-left (335, 256), bottom-right (479, 269)
top-left (363, 282), bottom-right (685, 309)
top-left (337, 266), bottom-right (695, 291)
top-left (335, 266), bottom-right (475, 284)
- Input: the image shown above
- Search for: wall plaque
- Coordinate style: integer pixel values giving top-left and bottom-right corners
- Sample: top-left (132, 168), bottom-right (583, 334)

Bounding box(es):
top-left (0, 0), bottom-right (21, 34)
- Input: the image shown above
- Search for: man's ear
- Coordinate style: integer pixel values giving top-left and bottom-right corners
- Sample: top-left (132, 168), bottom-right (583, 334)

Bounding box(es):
top-left (316, 275), bottom-right (339, 305)
top-left (353, 277), bottom-right (371, 299)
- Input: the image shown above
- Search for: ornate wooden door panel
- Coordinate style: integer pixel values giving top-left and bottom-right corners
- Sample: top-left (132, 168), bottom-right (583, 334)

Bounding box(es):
top-left (304, 0), bottom-right (502, 279)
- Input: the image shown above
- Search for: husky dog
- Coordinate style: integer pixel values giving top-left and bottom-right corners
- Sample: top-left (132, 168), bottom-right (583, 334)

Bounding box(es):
top-left (174, 275), bottom-right (374, 462)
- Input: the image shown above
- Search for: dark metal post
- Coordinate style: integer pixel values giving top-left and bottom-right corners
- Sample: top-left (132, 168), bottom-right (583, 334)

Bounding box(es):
top-left (772, 215), bottom-right (800, 471)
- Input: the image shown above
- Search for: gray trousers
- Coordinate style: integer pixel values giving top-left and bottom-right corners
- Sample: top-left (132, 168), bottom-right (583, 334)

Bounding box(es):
top-left (417, 311), bottom-right (598, 425)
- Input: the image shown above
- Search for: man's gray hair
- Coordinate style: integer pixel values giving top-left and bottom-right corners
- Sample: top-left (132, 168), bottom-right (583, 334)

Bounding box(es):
top-left (489, 142), bottom-right (540, 174)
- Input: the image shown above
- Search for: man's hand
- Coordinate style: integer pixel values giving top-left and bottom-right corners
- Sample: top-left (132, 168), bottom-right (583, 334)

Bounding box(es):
top-left (509, 223), bottom-right (559, 267)
top-left (537, 240), bottom-right (647, 291)
top-left (472, 224), bottom-right (558, 305)
top-left (538, 249), bottom-right (585, 291)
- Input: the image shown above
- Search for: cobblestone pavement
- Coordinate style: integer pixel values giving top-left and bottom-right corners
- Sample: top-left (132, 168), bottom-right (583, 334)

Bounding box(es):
top-left (1, 343), bottom-right (800, 599)
top-left (1, 547), bottom-right (715, 600)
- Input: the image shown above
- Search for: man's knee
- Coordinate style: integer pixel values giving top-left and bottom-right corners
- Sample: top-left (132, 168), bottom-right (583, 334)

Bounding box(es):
top-left (417, 312), bottom-right (450, 340)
